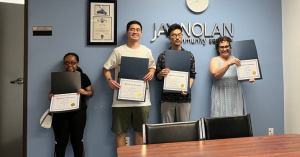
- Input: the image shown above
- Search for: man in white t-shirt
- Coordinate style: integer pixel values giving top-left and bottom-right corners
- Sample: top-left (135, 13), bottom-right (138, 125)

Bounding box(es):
top-left (102, 20), bottom-right (156, 148)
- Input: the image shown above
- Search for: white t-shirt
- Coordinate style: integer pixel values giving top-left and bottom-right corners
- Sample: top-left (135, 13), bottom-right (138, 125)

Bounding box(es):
top-left (103, 44), bottom-right (156, 107)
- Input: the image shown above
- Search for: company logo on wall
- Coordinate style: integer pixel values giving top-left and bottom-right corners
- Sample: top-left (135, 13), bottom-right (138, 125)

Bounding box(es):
top-left (150, 23), bottom-right (234, 45)
top-left (150, 0), bottom-right (233, 45)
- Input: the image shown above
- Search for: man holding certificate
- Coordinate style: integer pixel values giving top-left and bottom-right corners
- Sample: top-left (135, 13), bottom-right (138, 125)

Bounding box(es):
top-left (102, 20), bottom-right (156, 148)
top-left (209, 36), bottom-right (254, 117)
top-left (156, 23), bottom-right (196, 123)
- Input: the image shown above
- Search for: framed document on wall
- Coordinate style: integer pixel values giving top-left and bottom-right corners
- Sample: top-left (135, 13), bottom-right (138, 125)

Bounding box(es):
top-left (87, 1), bottom-right (117, 45)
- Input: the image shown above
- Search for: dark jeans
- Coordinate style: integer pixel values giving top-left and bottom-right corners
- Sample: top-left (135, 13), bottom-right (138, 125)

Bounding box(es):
top-left (52, 109), bottom-right (86, 157)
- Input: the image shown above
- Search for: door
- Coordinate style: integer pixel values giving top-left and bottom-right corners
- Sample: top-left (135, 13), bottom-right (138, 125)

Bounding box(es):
top-left (0, 2), bottom-right (25, 157)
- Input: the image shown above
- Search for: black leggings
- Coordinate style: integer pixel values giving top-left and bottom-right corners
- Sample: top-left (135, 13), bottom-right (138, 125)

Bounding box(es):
top-left (52, 109), bottom-right (86, 157)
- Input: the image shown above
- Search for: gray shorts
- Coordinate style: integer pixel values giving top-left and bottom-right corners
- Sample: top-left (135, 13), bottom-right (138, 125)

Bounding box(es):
top-left (161, 102), bottom-right (191, 123)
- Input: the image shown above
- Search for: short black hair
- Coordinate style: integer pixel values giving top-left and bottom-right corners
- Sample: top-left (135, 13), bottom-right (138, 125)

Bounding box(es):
top-left (126, 20), bottom-right (142, 31)
top-left (215, 36), bottom-right (233, 55)
top-left (64, 52), bottom-right (79, 62)
top-left (167, 23), bottom-right (182, 36)
top-left (63, 52), bottom-right (83, 73)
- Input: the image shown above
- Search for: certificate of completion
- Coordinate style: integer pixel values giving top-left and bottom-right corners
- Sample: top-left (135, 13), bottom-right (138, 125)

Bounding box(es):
top-left (118, 79), bottom-right (146, 102)
top-left (237, 59), bottom-right (261, 80)
top-left (163, 70), bottom-right (188, 92)
top-left (93, 16), bottom-right (112, 40)
top-left (50, 93), bottom-right (80, 112)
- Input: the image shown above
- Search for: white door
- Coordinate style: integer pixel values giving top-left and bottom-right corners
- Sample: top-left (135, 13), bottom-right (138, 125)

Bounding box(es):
top-left (0, 2), bottom-right (25, 157)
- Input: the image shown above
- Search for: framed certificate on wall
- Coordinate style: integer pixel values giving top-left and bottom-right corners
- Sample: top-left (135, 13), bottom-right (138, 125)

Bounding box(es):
top-left (87, 1), bottom-right (117, 45)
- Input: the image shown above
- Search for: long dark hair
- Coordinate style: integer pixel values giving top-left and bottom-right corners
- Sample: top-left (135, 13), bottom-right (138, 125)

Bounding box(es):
top-left (63, 52), bottom-right (83, 73)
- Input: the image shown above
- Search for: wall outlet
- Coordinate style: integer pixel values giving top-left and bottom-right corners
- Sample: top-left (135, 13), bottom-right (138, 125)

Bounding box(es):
top-left (268, 128), bottom-right (274, 135)
top-left (125, 137), bottom-right (130, 146)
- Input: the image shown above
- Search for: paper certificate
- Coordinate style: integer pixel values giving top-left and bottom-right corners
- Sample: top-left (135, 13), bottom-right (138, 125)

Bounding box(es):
top-left (237, 59), bottom-right (261, 80)
top-left (50, 93), bottom-right (80, 112)
top-left (118, 79), bottom-right (146, 102)
top-left (93, 16), bottom-right (112, 40)
top-left (163, 70), bottom-right (188, 92)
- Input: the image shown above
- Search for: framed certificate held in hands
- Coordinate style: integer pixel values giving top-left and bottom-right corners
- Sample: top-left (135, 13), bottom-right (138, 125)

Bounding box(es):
top-left (237, 59), bottom-right (261, 80)
top-left (117, 78), bottom-right (146, 102)
top-left (163, 70), bottom-right (189, 92)
top-left (231, 39), bottom-right (262, 80)
top-left (50, 93), bottom-right (80, 113)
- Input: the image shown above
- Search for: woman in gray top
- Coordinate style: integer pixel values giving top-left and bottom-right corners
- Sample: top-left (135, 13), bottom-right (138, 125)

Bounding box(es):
top-left (209, 36), bottom-right (255, 117)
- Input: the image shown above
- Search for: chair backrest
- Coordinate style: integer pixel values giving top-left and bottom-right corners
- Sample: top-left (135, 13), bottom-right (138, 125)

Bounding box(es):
top-left (202, 114), bottom-right (253, 140)
top-left (143, 121), bottom-right (200, 144)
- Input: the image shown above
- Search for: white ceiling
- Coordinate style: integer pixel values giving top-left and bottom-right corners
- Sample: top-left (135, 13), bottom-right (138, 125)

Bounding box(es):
top-left (0, 0), bottom-right (24, 4)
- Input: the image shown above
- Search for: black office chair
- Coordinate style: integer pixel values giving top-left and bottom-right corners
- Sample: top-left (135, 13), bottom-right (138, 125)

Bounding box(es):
top-left (143, 121), bottom-right (201, 144)
top-left (201, 114), bottom-right (253, 140)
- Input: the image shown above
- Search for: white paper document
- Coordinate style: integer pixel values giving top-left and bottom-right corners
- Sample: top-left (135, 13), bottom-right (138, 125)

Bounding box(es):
top-left (118, 78), bottom-right (146, 101)
top-left (163, 70), bottom-right (188, 92)
top-left (237, 59), bottom-right (261, 80)
top-left (50, 93), bottom-right (80, 112)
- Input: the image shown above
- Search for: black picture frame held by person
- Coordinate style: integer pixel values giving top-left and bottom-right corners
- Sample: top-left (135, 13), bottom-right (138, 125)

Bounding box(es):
top-left (87, 0), bottom-right (117, 45)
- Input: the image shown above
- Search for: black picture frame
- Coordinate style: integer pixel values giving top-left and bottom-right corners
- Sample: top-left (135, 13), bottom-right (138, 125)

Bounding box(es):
top-left (87, 0), bottom-right (117, 45)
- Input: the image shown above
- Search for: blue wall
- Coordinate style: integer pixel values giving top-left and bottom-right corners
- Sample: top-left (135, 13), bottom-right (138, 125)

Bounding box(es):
top-left (27, 0), bottom-right (283, 156)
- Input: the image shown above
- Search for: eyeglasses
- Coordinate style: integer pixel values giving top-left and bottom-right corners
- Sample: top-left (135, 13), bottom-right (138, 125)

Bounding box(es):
top-left (64, 61), bottom-right (78, 66)
top-left (219, 45), bottom-right (230, 50)
top-left (170, 33), bottom-right (183, 38)
top-left (128, 28), bottom-right (141, 32)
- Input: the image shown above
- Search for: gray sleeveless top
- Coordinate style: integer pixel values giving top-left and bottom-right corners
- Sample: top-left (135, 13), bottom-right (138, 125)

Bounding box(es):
top-left (211, 57), bottom-right (246, 117)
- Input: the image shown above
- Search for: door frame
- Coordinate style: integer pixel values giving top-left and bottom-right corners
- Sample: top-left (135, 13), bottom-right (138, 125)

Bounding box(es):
top-left (23, 0), bottom-right (28, 156)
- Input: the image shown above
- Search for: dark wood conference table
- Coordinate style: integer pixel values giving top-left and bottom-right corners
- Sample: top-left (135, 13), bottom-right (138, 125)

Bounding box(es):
top-left (117, 134), bottom-right (300, 157)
